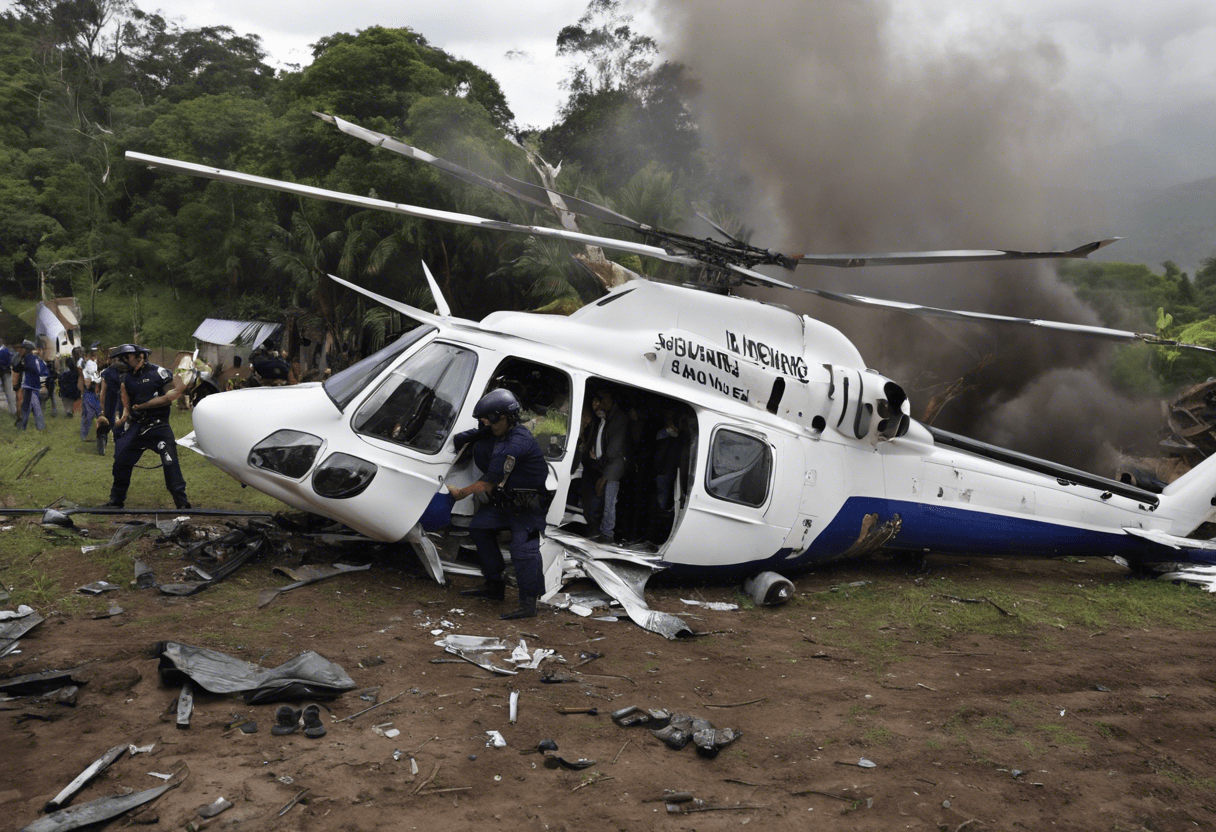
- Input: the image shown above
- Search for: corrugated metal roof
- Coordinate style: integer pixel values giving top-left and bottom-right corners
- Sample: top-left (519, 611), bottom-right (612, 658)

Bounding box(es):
top-left (192, 319), bottom-right (280, 349)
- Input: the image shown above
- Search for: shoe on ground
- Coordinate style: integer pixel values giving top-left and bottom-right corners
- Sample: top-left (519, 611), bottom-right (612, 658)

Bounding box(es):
top-left (302, 704), bottom-right (326, 739)
top-left (101, 500), bottom-right (124, 509)
top-left (175, 500), bottom-right (192, 510)
top-left (271, 705), bottom-right (301, 736)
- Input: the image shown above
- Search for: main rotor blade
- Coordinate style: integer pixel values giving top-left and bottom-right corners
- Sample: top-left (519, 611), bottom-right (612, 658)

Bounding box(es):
top-left (794, 238), bottom-right (1120, 268)
top-left (315, 112), bottom-right (648, 232)
top-left (125, 151), bottom-right (697, 268)
top-left (805, 288), bottom-right (1216, 355)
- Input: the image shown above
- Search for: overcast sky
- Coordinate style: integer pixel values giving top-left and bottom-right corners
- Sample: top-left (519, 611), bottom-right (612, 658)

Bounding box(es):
top-left (88, 0), bottom-right (1213, 132)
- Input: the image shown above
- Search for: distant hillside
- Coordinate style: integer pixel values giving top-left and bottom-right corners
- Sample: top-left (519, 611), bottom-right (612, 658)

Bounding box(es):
top-left (1091, 175), bottom-right (1216, 276)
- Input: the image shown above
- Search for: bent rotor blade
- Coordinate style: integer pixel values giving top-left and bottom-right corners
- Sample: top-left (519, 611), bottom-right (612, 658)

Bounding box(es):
top-left (794, 238), bottom-right (1120, 268)
top-left (316, 112), bottom-right (648, 231)
top-left (125, 151), bottom-right (697, 268)
top-left (805, 288), bottom-right (1216, 355)
top-left (325, 273), bottom-right (442, 326)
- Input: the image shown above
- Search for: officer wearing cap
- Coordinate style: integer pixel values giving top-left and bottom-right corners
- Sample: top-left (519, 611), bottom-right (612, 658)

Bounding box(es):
top-left (447, 389), bottom-right (550, 619)
top-left (95, 345), bottom-right (129, 455)
top-left (103, 344), bottom-right (191, 509)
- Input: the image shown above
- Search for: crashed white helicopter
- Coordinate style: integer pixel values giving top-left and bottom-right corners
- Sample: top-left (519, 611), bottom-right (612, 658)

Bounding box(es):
top-left (126, 114), bottom-right (1216, 635)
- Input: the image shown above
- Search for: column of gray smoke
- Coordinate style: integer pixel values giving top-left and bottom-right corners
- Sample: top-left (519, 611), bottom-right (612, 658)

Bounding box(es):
top-left (655, 0), bottom-right (1161, 471)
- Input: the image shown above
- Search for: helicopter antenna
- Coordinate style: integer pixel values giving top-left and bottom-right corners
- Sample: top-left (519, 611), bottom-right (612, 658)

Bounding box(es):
top-left (420, 259), bottom-right (451, 318)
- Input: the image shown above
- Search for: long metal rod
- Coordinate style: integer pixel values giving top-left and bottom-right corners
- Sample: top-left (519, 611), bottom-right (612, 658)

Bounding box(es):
top-left (2, 508), bottom-right (277, 517)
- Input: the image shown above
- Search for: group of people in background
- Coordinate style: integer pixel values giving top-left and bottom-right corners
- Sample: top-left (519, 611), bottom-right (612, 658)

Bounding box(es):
top-left (1, 338), bottom-right (109, 439)
top-left (2, 337), bottom-right (191, 509)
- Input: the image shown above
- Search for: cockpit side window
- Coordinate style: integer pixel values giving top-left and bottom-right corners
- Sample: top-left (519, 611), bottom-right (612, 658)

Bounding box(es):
top-left (485, 357), bottom-right (573, 459)
top-left (323, 325), bottom-right (436, 411)
top-left (706, 428), bottom-right (771, 507)
top-left (352, 342), bottom-right (477, 454)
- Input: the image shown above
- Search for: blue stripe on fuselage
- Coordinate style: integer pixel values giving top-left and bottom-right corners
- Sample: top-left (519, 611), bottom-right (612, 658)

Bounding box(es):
top-left (659, 496), bottom-right (1212, 580)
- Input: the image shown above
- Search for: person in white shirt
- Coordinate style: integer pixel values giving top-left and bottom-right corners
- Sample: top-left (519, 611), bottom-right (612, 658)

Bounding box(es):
top-left (79, 342), bottom-right (102, 441)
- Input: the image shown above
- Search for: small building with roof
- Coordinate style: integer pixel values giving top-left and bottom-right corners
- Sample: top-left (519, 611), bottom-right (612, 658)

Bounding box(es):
top-left (192, 318), bottom-right (281, 370)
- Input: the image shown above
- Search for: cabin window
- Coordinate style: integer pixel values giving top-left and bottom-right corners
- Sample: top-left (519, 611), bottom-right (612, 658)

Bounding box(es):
top-left (706, 429), bottom-right (771, 507)
top-left (486, 357), bottom-right (572, 459)
top-left (324, 325), bottom-right (436, 411)
top-left (352, 342), bottom-right (477, 453)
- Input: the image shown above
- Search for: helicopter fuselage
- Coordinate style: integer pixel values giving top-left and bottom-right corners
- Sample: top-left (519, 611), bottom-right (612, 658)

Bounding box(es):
top-left (182, 279), bottom-right (1216, 591)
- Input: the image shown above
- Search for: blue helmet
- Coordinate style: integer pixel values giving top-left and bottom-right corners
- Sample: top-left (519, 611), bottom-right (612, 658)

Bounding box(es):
top-left (472, 388), bottom-right (521, 423)
top-left (113, 344), bottom-right (150, 358)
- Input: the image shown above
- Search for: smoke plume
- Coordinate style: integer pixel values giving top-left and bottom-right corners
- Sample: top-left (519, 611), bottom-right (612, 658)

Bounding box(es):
top-left (654, 0), bottom-right (1161, 470)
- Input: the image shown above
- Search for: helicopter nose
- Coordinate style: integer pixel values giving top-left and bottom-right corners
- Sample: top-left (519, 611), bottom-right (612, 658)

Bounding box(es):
top-left (189, 389), bottom-right (262, 471)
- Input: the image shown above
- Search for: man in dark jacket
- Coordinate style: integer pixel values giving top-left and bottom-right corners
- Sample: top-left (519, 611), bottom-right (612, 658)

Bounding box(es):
top-left (579, 386), bottom-right (629, 543)
top-left (59, 352), bottom-right (80, 417)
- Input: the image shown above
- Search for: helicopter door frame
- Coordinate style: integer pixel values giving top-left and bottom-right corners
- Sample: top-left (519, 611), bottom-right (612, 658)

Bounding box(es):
top-left (664, 415), bottom-right (796, 569)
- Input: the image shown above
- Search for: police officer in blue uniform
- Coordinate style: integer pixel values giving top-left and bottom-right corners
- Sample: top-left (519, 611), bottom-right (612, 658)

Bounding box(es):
top-left (447, 389), bottom-right (550, 620)
top-left (95, 346), bottom-right (129, 455)
top-left (103, 344), bottom-right (191, 509)
top-left (14, 340), bottom-right (48, 431)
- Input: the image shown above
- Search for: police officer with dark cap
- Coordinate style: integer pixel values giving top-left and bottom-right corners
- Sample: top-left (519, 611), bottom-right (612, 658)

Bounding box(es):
top-left (103, 344), bottom-right (191, 509)
top-left (95, 345), bottom-right (129, 455)
top-left (447, 389), bottom-right (550, 620)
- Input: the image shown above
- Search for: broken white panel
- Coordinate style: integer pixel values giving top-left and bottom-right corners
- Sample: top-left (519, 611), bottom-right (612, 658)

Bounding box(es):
top-left (1158, 565), bottom-right (1216, 592)
top-left (679, 599), bottom-right (739, 611)
top-left (434, 634), bottom-right (517, 676)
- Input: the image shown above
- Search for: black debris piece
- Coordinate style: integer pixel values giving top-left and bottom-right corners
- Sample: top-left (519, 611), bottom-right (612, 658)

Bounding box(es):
top-left (156, 641), bottom-right (356, 704)
top-left (0, 668), bottom-right (87, 697)
top-left (133, 560), bottom-right (156, 589)
top-left (77, 581), bottom-right (121, 595)
top-left (1, 610), bottom-right (45, 651)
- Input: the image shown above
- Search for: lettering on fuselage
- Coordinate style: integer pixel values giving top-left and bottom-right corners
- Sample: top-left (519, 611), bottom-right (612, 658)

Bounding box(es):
top-left (725, 330), bottom-right (809, 381)
top-left (655, 332), bottom-right (750, 402)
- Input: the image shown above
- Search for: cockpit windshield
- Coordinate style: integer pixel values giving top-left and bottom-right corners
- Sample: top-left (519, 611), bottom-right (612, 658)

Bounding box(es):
top-left (352, 342), bottom-right (478, 453)
top-left (322, 325), bottom-right (436, 411)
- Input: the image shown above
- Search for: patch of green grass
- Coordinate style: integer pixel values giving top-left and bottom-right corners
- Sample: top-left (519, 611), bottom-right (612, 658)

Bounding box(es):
top-left (862, 726), bottom-right (893, 745)
top-left (1037, 724), bottom-right (1089, 750)
top-left (980, 715), bottom-right (1018, 736)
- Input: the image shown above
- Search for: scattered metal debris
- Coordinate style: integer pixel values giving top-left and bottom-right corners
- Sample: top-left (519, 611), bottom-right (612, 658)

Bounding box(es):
top-left (485, 730), bottom-right (506, 748)
top-left (44, 744), bottom-right (127, 812)
top-left (257, 562), bottom-right (372, 608)
top-left (336, 689), bottom-right (409, 723)
top-left (19, 771), bottom-right (184, 832)
top-left (156, 642), bottom-right (356, 704)
top-left (197, 797), bottom-right (232, 819)
top-left (91, 605), bottom-right (123, 619)
top-left (133, 559), bottom-right (156, 589)
top-left (679, 599), bottom-right (739, 611)
top-left (77, 581), bottom-right (121, 595)
top-left (509, 690), bottom-right (519, 724)
top-left (0, 668), bottom-right (86, 696)
top-left (175, 681), bottom-right (193, 730)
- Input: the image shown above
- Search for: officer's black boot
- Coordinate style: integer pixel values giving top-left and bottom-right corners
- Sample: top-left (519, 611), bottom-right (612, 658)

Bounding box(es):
top-left (500, 594), bottom-right (537, 620)
top-left (461, 580), bottom-right (505, 600)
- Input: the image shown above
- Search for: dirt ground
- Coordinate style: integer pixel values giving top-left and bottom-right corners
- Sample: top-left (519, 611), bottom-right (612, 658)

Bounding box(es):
top-left (4, 517), bottom-right (1216, 832)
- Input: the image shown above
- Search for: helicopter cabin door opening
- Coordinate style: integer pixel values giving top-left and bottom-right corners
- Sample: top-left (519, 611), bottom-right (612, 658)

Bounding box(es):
top-left (565, 377), bottom-right (698, 553)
